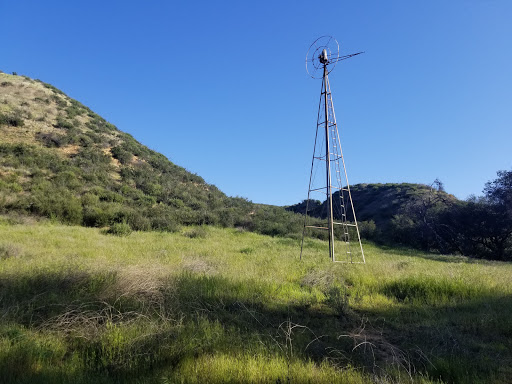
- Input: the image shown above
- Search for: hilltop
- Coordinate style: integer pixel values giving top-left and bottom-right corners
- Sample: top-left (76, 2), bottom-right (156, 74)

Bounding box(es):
top-left (0, 72), bottom-right (302, 235)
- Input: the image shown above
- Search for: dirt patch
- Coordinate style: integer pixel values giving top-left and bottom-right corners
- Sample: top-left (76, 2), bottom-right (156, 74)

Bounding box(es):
top-left (58, 144), bottom-right (80, 157)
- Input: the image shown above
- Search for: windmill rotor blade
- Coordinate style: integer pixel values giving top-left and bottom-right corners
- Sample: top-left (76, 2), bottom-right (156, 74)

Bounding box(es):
top-left (330, 51), bottom-right (365, 63)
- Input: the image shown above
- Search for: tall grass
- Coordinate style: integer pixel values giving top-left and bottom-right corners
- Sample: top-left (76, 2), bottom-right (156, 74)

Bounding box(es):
top-left (0, 221), bottom-right (511, 383)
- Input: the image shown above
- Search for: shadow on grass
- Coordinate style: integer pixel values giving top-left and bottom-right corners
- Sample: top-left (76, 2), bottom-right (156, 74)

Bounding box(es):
top-left (0, 270), bottom-right (366, 384)
top-left (356, 283), bottom-right (512, 384)
top-left (375, 242), bottom-right (511, 266)
top-left (3, 268), bottom-right (510, 383)
top-left (0, 268), bottom-right (117, 325)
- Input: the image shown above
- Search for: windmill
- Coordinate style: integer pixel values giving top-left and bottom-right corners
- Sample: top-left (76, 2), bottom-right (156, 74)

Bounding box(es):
top-left (300, 36), bottom-right (365, 263)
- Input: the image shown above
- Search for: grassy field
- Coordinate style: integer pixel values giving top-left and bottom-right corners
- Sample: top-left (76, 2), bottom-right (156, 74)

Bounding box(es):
top-left (0, 220), bottom-right (511, 383)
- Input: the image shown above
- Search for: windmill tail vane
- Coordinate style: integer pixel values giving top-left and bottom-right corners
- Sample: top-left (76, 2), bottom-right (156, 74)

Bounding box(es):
top-left (300, 36), bottom-right (365, 264)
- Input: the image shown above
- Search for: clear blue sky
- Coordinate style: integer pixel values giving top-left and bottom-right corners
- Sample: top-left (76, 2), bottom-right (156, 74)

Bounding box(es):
top-left (1, 0), bottom-right (511, 205)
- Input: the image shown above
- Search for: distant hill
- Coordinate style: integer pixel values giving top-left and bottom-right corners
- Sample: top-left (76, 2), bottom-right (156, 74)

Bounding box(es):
top-left (286, 182), bottom-right (458, 235)
top-left (0, 72), bottom-right (302, 235)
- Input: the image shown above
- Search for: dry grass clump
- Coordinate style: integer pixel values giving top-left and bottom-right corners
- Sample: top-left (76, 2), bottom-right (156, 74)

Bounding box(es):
top-left (301, 268), bottom-right (339, 290)
top-left (42, 266), bottom-right (177, 341)
top-left (42, 301), bottom-right (133, 340)
top-left (181, 256), bottom-right (217, 275)
top-left (101, 266), bottom-right (167, 305)
top-left (0, 243), bottom-right (22, 260)
top-left (0, 213), bottom-right (43, 225)
top-left (182, 226), bottom-right (208, 239)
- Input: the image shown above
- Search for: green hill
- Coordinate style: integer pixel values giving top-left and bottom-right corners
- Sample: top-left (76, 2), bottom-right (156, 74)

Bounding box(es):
top-left (286, 182), bottom-right (457, 238)
top-left (0, 72), bottom-right (302, 235)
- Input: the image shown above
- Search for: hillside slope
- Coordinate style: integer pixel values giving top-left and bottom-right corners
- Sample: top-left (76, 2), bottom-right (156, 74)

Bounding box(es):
top-left (0, 72), bottom-right (301, 234)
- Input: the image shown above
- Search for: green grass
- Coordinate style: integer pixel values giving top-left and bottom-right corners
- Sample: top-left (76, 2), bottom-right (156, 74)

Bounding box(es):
top-left (0, 221), bottom-right (511, 383)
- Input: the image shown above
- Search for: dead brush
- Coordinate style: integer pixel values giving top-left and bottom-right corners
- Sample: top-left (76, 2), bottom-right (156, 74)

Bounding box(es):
top-left (40, 266), bottom-right (181, 337)
top-left (266, 320), bottom-right (327, 384)
top-left (332, 316), bottom-right (434, 382)
top-left (301, 269), bottom-right (350, 316)
top-left (301, 268), bottom-right (338, 290)
top-left (41, 299), bottom-right (184, 374)
top-left (99, 266), bottom-right (182, 322)
top-left (40, 300), bottom-right (148, 340)
top-left (102, 266), bottom-right (165, 303)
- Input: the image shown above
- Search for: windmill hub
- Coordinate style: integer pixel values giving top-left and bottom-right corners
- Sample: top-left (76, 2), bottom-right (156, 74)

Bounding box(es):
top-left (319, 49), bottom-right (329, 64)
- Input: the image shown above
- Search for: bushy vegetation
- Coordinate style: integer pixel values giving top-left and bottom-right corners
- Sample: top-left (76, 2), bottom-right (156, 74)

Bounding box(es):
top-left (0, 223), bottom-right (510, 383)
top-left (0, 110), bottom-right (24, 127)
top-left (106, 221), bottom-right (132, 236)
top-left (0, 140), bottom-right (305, 236)
top-left (289, 177), bottom-right (512, 261)
top-left (385, 175), bottom-right (512, 261)
top-left (0, 72), bottom-right (306, 239)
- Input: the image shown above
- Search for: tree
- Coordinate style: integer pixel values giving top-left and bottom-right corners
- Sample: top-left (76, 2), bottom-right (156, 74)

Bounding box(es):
top-left (439, 170), bottom-right (512, 261)
top-left (390, 179), bottom-right (453, 252)
top-left (484, 170), bottom-right (512, 215)
top-left (481, 170), bottom-right (512, 260)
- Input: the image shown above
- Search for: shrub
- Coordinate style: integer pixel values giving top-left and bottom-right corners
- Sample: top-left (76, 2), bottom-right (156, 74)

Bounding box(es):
top-left (111, 146), bottom-right (133, 164)
top-left (0, 143), bottom-right (67, 173)
top-left (147, 205), bottom-right (180, 232)
top-left (51, 94), bottom-right (67, 107)
top-left (126, 213), bottom-right (151, 231)
top-left (30, 182), bottom-right (83, 225)
top-left (90, 188), bottom-right (124, 203)
top-left (77, 134), bottom-right (93, 147)
top-left (358, 220), bottom-right (377, 240)
top-left (54, 115), bottom-right (74, 129)
top-left (0, 181), bottom-right (22, 193)
top-left (35, 132), bottom-right (66, 148)
top-left (151, 216), bottom-right (179, 232)
top-left (65, 104), bottom-right (84, 119)
top-left (53, 171), bottom-right (81, 190)
top-left (106, 222), bottom-right (132, 236)
top-left (0, 111), bottom-right (24, 127)
top-left (82, 205), bottom-right (114, 228)
top-left (182, 226), bottom-right (208, 239)
top-left (43, 82), bottom-right (65, 95)
top-left (84, 131), bottom-right (104, 145)
top-left (33, 97), bottom-right (50, 104)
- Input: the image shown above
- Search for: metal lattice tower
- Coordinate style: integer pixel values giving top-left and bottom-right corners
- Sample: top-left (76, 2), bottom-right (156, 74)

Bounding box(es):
top-left (300, 36), bottom-right (365, 263)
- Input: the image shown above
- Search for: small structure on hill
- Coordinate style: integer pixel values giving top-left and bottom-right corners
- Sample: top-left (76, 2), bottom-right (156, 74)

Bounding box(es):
top-left (300, 36), bottom-right (365, 263)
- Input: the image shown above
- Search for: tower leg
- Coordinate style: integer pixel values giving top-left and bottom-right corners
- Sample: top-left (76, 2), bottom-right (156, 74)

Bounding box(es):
top-left (323, 65), bottom-right (334, 261)
top-left (300, 63), bottom-right (365, 264)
